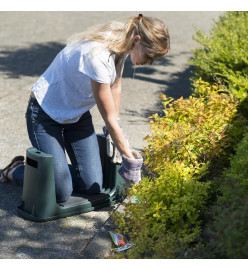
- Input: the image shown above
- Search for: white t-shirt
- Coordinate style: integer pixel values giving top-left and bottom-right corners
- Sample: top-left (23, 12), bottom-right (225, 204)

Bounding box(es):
top-left (31, 40), bottom-right (126, 124)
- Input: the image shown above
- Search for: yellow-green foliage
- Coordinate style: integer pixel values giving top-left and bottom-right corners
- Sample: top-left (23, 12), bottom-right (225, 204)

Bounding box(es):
top-left (111, 12), bottom-right (248, 258)
top-left (191, 11), bottom-right (248, 101)
top-left (192, 78), bottom-right (228, 97)
top-left (144, 92), bottom-right (237, 173)
top-left (112, 89), bottom-right (238, 258)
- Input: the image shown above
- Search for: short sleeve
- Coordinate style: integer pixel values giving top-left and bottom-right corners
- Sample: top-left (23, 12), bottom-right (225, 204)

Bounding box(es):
top-left (79, 48), bottom-right (114, 84)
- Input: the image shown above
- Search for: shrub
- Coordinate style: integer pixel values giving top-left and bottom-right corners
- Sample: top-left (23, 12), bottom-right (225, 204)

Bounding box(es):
top-left (190, 11), bottom-right (248, 101)
top-left (185, 130), bottom-right (248, 258)
top-left (144, 92), bottom-right (238, 173)
top-left (112, 90), bottom-right (239, 258)
top-left (111, 11), bottom-right (248, 258)
top-left (222, 129), bottom-right (248, 185)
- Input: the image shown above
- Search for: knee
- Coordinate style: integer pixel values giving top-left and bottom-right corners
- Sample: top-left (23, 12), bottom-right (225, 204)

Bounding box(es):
top-left (54, 168), bottom-right (73, 203)
top-left (56, 188), bottom-right (72, 203)
top-left (86, 182), bottom-right (102, 195)
top-left (77, 167), bottom-right (103, 195)
top-left (56, 183), bottom-right (73, 203)
top-left (85, 172), bottom-right (103, 194)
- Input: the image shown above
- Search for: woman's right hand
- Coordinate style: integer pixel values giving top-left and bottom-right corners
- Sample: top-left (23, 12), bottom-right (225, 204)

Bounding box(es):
top-left (118, 150), bottom-right (143, 184)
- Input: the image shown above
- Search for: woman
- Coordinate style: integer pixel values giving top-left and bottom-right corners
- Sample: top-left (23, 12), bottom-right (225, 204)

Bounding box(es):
top-left (0, 14), bottom-right (170, 203)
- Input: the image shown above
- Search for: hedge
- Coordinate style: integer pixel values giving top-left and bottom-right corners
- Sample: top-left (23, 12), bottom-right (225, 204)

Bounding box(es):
top-left (110, 11), bottom-right (248, 258)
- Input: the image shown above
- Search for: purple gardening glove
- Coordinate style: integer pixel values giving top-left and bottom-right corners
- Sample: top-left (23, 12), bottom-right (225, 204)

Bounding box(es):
top-left (118, 150), bottom-right (143, 185)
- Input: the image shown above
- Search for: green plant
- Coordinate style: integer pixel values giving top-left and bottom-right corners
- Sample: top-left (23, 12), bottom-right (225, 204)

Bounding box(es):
top-left (184, 197), bottom-right (248, 259)
top-left (191, 11), bottom-right (248, 101)
top-left (191, 77), bottom-right (228, 97)
top-left (184, 130), bottom-right (248, 258)
top-left (111, 12), bottom-right (248, 258)
top-left (112, 90), bottom-right (239, 258)
top-left (144, 92), bottom-right (238, 174)
top-left (222, 129), bottom-right (248, 184)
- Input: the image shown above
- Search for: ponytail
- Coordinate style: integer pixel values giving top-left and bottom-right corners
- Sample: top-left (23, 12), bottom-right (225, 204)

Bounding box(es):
top-left (67, 14), bottom-right (170, 58)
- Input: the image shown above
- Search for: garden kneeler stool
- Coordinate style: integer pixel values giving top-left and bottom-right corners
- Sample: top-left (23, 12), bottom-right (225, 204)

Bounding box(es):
top-left (17, 134), bottom-right (126, 222)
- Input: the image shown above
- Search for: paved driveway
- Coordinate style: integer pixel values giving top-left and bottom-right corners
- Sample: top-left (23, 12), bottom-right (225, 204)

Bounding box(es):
top-left (0, 11), bottom-right (223, 258)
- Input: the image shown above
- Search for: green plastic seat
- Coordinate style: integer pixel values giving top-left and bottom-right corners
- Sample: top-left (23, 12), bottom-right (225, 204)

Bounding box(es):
top-left (17, 134), bottom-right (126, 222)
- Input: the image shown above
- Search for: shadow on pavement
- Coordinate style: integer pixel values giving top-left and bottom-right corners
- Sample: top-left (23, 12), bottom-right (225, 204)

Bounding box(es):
top-left (141, 64), bottom-right (195, 119)
top-left (0, 41), bottom-right (173, 82)
top-left (0, 41), bottom-right (189, 102)
top-left (123, 53), bottom-right (194, 119)
top-left (0, 41), bottom-right (195, 138)
top-left (0, 42), bottom-right (65, 78)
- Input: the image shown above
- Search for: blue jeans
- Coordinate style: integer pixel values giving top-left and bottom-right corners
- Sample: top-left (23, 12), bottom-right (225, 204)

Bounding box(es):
top-left (24, 97), bottom-right (103, 203)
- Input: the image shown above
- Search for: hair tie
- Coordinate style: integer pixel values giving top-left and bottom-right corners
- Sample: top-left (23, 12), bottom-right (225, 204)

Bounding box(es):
top-left (138, 14), bottom-right (143, 19)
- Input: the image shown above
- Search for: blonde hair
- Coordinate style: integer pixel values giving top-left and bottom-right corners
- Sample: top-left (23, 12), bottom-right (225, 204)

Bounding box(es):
top-left (67, 14), bottom-right (170, 58)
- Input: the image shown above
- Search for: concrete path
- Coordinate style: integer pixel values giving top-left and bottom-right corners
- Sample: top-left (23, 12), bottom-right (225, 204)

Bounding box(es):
top-left (0, 11), bottom-right (223, 259)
